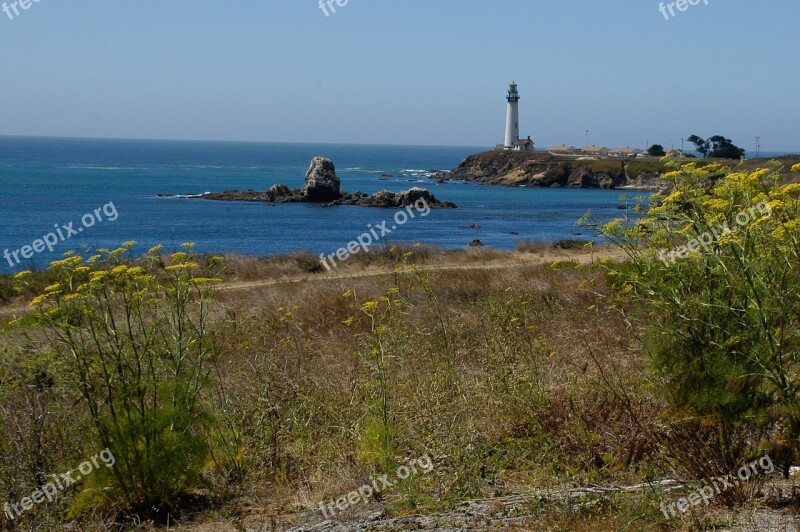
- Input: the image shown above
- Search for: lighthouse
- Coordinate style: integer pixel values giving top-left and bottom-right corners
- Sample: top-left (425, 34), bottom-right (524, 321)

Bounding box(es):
top-left (504, 82), bottom-right (520, 149)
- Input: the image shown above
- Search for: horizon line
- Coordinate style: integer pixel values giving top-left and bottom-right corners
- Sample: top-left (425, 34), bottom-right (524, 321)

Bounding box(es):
top-left (1, 134), bottom-right (798, 154)
top-left (0, 134), bottom-right (489, 150)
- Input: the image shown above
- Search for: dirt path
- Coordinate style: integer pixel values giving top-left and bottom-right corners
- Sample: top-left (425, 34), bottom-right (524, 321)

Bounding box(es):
top-left (221, 248), bottom-right (624, 294)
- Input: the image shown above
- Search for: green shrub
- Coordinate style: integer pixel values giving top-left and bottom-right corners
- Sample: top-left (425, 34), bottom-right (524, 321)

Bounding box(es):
top-left (597, 161), bottom-right (800, 476)
top-left (15, 242), bottom-right (225, 518)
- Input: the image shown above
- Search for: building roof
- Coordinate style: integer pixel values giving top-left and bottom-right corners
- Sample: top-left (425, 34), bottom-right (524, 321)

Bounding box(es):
top-left (582, 146), bottom-right (609, 152)
top-left (610, 147), bottom-right (642, 154)
top-left (548, 145), bottom-right (577, 151)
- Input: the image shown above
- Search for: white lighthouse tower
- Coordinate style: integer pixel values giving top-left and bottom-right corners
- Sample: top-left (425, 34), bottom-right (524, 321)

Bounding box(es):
top-left (504, 82), bottom-right (520, 149)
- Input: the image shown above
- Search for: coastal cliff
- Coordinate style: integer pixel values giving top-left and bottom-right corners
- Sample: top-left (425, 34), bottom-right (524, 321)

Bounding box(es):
top-left (432, 150), bottom-right (669, 190)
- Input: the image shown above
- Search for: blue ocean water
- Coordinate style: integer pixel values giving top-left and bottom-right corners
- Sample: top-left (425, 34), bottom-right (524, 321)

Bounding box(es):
top-left (0, 136), bottom-right (651, 273)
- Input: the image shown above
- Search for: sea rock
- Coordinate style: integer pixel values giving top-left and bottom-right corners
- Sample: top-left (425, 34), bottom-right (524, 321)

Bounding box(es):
top-left (333, 187), bottom-right (455, 209)
top-left (168, 157), bottom-right (456, 209)
top-left (302, 157), bottom-right (341, 201)
top-left (269, 183), bottom-right (292, 197)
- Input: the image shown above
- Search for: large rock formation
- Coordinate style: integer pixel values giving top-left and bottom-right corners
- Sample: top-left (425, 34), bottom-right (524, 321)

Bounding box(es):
top-left (302, 157), bottom-right (341, 201)
top-left (166, 157), bottom-right (456, 209)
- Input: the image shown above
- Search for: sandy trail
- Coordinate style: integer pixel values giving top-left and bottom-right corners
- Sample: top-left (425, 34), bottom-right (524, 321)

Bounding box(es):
top-left (221, 248), bottom-right (624, 293)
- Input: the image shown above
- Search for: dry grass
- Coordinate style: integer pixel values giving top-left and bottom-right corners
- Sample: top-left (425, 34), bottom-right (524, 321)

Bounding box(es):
top-left (197, 250), bottom-right (667, 527)
top-left (0, 246), bottom-right (752, 530)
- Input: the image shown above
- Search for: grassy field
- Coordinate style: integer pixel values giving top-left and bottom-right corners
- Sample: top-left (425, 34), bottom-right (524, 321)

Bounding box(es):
top-left (1, 239), bottom-right (797, 531)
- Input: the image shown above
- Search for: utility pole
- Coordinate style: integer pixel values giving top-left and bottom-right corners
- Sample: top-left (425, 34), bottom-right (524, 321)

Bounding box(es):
top-left (585, 130), bottom-right (589, 148)
top-left (754, 136), bottom-right (761, 158)
top-left (681, 138), bottom-right (685, 153)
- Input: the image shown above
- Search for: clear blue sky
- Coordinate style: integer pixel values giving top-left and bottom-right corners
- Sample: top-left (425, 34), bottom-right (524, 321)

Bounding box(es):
top-left (1, 0), bottom-right (798, 152)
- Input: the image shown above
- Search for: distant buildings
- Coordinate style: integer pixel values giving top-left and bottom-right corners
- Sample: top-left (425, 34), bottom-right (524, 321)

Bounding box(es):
top-left (582, 146), bottom-right (610, 157)
top-left (547, 145), bottom-right (613, 157)
top-left (543, 145), bottom-right (681, 159)
top-left (548, 145), bottom-right (577, 154)
top-left (609, 147), bottom-right (642, 158)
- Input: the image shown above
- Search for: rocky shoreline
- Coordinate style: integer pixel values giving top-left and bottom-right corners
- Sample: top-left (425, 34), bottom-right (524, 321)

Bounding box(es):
top-left (430, 150), bottom-right (670, 190)
top-left (160, 157), bottom-right (456, 209)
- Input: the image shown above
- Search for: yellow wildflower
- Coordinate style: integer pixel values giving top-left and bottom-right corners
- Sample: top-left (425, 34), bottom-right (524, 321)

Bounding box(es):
top-left (748, 168), bottom-right (770, 182)
top-left (50, 256), bottom-right (82, 269)
top-left (781, 183), bottom-right (800, 196)
top-left (703, 198), bottom-right (730, 212)
top-left (766, 200), bottom-right (785, 213)
top-left (192, 277), bottom-right (221, 285)
top-left (30, 294), bottom-right (50, 306)
top-left (360, 301), bottom-right (379, 314)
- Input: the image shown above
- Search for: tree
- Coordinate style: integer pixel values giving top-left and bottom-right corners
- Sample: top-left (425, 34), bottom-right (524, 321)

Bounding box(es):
top-left (687, 135), bottom-right (709, 158)
top-left (687, 134), bottom-right (746, 159)
top-left (647, 144), bottom-right (666, 157)
top-left (708, 135), bottom-right (746, 159)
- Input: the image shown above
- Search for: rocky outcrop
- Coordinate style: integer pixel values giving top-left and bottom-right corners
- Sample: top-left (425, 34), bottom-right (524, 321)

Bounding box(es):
top-left (165, 157), bottom-right (456, 209)
top-left (431, 150), bottom-right (670, 190)
top-left (352, 187), bottom-right (446, 208)
top-left (302, 157), bottom-right (341, 201)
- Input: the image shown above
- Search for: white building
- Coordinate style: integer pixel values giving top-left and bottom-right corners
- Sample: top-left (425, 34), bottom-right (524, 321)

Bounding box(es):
top-left (503, 83), bottom-right (534, 151)
top-left (609, 147), bottom-right (642, 158)
top-left (581, 146), bottom-right (610, 156)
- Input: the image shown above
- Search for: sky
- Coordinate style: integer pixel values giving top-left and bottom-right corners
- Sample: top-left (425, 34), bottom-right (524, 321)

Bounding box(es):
top-left (1, 0), bottom-right (798, 152)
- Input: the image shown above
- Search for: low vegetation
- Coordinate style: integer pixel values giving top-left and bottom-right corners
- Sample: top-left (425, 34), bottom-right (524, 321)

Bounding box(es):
top-left (0, 162), bottom-right (799, 530)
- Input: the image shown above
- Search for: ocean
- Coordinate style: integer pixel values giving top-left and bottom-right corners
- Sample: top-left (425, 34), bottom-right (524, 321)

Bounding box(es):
top-left (2, 136), bottom-right (786, 274)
